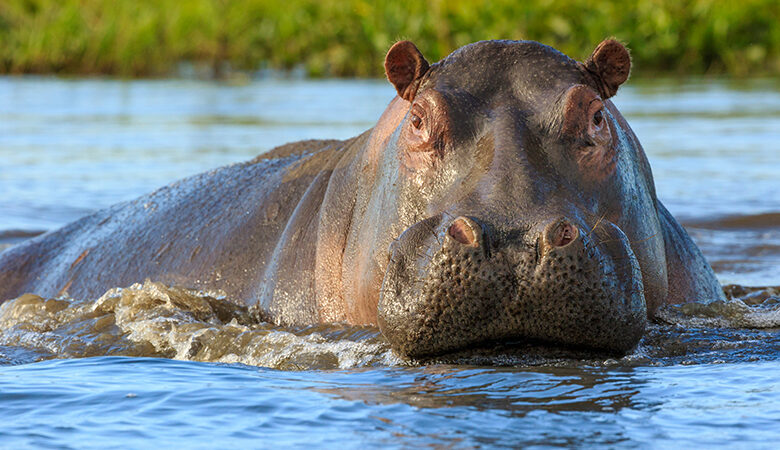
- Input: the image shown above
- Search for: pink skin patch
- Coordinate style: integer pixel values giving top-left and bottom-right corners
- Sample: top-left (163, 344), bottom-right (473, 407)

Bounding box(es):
top-left (449, 218), bottom-right (478, 247)
top-left (576, 144), bottom-right (617, 183)
top-left (562, 85), bottom-right (618, 183)
top-left (398, 91), bottom-right (451, 174)
top-left (400, 149), bottom-right (436, 174)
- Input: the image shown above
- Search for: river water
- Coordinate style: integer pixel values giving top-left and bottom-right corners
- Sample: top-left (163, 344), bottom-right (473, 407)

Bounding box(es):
top-left (0, 76), bottom-right (779, 447)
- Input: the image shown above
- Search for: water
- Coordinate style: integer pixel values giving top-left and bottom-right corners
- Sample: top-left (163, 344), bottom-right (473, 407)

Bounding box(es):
top-left (3, 357), bottom-right (779, 448)
top-left (1, 76), bottom-right (779, 447)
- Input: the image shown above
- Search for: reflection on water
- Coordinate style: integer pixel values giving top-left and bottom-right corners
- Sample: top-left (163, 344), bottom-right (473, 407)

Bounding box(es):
top-left (1, 76), bottom-right (779, 446)
top-left (2, 356), bottom-right (780, 447)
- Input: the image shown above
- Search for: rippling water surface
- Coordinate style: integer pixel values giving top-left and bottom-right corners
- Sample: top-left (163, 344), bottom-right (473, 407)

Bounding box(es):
top-left (1, 76), bottom-right (779, 447)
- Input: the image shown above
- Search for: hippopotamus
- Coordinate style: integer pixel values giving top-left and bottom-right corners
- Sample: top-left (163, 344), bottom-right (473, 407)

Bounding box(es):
top-left (0, 39), bottom-right (724, 358)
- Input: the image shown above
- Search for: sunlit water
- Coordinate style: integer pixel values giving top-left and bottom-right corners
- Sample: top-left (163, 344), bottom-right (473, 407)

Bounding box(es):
top-left (1, 76), bottom-right (779, 447)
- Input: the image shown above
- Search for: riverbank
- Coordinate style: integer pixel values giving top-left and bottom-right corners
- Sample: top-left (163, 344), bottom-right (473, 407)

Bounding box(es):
top-left (1, 0), bottom-right (778, 78)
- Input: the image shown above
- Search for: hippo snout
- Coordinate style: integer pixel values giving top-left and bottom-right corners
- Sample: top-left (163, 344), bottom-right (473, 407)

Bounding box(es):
top-left (378, 215), bottom-right (647, 358)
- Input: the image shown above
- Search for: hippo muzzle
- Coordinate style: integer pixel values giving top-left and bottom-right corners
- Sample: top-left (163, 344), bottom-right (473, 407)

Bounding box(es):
top-left (378, 214), bottom-right (647, 358)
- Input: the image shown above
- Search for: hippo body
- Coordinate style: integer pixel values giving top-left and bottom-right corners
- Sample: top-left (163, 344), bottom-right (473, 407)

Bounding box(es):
top-left (0, 40), bottom-right (724, 357)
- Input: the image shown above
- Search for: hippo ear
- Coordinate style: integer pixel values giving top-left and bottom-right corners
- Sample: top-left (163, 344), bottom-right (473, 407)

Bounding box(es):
top-left (385, 41), bottom-right (430, 102)
top-left (583, 39), bottom-right (631, 99)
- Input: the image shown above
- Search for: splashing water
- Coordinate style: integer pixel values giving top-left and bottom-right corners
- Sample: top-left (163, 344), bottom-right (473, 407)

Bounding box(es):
top-left (656, 285), bottom-right (780, 328)
top-left (0, 281), bottom-right (400, 369)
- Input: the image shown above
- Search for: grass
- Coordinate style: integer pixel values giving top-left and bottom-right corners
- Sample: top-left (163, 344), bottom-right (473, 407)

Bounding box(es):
top-left (0, 0), bottom-right (778, 78)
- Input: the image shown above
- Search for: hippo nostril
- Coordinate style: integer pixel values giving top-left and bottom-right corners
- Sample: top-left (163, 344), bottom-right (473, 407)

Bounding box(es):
top-left (556, 223), bottom-right (578, 247)
top-left (448, 217), bottom-right (479, 247)
top-left (545, 219), bottom-right (580, 249)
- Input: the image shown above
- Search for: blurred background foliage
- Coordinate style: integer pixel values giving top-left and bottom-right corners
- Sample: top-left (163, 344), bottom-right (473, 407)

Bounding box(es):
top-left (0, 0), bottom-right (778, 78)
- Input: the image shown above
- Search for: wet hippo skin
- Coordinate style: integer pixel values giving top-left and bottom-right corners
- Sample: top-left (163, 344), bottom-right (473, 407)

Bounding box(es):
top-left (0, 39), bottom-right (725, 358)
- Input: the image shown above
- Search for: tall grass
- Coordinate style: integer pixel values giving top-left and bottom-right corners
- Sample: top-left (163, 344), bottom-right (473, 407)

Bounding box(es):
top-left (0, 0), bottom-right (778, 77)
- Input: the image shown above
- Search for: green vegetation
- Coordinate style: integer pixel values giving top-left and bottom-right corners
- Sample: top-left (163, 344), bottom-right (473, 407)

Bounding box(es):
top-left (1, 0), bottom-right (778, 77)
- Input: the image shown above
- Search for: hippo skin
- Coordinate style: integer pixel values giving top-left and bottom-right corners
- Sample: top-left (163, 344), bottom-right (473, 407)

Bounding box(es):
top-left (0, 40), bottom-right (725, 358)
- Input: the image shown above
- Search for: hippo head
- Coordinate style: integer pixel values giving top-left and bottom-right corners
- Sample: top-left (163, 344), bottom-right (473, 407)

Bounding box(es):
top-left (341, 40), bottom-right (669, 358)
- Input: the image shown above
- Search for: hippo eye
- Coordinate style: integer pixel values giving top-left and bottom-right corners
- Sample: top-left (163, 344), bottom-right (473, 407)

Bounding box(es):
top-left (593, 109), bottom-right (603, 127)
top-left (410, 113), bottom-right (423, 129)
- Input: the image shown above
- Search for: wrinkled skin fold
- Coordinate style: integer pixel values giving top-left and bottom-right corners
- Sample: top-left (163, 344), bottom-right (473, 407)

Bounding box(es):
top-left (0, 39), bottom-right (725, 358)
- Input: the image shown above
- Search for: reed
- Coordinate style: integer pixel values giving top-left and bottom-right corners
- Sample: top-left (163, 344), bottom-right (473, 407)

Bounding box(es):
top-left (0, 0), bottom-right (777, 77)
